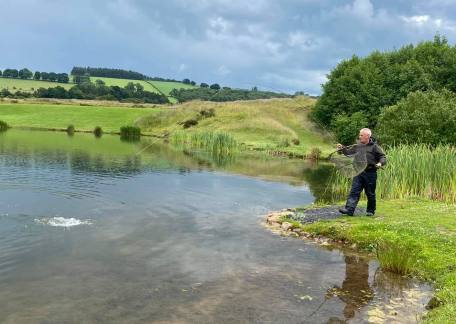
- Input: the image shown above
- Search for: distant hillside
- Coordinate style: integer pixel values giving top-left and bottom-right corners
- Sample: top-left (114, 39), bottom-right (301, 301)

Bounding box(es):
top-left (136, 96), bottom-right (333, 156)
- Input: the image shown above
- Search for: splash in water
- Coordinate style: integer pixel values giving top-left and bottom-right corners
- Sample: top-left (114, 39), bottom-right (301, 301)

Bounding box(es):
top-left (34, 217), bottom-right (93, 228)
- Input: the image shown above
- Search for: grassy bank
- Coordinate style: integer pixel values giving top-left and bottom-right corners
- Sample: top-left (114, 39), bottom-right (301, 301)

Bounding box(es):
top-left (284, 199), bottom-right (456, 323)
top-left (137, 96), bottom-right (333, 157)
top-left (0, 102), bottom-right (161, 132)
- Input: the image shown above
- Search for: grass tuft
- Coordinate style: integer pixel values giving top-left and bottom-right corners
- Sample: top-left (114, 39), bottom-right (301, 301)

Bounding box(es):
top-left (120, 125), bottom-right (141, 141)
top-left (93, 126), bottom-right (103, 138)
top-left (0, 120), bottom-right (9, 132)
top-left (66, 124), bottom-right (75, 135)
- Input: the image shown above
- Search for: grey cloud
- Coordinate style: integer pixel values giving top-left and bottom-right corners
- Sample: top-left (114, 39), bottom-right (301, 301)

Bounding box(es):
top-left (0, 0), bottom-right (453, 94)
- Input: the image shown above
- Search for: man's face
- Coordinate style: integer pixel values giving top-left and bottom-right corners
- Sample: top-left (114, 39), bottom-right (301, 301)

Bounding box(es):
top-left (359, 131), bottom-right (370, 144)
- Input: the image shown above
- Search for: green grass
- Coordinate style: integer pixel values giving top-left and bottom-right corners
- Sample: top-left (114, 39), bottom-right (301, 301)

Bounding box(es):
top-left (289, 199), bottom-right (456, 323)
top-left (0, 77), bottom-right (73, 92)
top-left (329, 145), bottom-right (456, 203)
top-left (0, 102), bottom-right (161, 132)
top-left (136, 96), bottom-right (333, 157)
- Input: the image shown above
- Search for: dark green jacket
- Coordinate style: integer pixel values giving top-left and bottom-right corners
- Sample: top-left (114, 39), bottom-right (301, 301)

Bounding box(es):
top-left (342, 138), bottom-right (387, 171)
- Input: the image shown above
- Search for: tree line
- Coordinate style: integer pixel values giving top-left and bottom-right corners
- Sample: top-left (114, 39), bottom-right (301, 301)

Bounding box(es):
top-left (1, 68), bottom-right (69, 83)
top-left (170, 87), bottom-right (291, 103)
top-left (1, 79), bottom-right (169, 104)
top-left (311, 35), bottom-right (456, 146)
top-left (71, 66), bottom-right (202, 84)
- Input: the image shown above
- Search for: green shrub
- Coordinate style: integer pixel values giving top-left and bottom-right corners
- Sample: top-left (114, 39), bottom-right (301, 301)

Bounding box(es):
top-left (291, 138), bottom-right (300, 145)
top-left (66, 125), bottom-right (75, 135)
top-left (120, 125), bottom-right (141, 141)
top-left (308, 147), bottom-right (322, 160)
top-left (93, 126), bottom-right (103, 138)
top-left (377, 89), bottom-right (456, 146)
top-left (199, 108), bottom-right (216, 118)
top-left (183, 119), bottom-right (198, 129)
top-left (0, 120), bottom-right (9, 132)
top-left (331, 111), bottom-right (368, 145)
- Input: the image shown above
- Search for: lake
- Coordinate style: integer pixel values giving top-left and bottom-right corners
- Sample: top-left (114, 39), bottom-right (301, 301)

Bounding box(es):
top-left (0, 130), bottom-right (430, 323)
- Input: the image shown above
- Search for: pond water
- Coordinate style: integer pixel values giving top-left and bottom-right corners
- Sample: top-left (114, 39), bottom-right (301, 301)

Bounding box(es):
top-left (0, 130), bottom-right (431, 323)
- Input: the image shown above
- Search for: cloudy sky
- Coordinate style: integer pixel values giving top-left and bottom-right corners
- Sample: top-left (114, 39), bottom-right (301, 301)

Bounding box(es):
top-left (1, 0), bottom-right (455, 94)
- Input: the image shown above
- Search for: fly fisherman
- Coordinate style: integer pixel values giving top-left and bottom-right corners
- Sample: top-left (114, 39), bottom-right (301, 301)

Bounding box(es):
top-left (337, 128), bottom-right (386, 216)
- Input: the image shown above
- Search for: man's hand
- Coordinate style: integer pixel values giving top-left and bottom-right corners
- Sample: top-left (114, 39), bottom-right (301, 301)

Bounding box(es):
top-left (375, 162), bottom-right (382, 169)
top-left (336, 143), bottom-right (344, 150)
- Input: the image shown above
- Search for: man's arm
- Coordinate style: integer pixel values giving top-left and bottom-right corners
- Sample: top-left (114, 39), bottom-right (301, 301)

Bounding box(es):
top-left (337, 144), bottom-right (356, 155)
top-left (375, 145), bottom-right (387, 166)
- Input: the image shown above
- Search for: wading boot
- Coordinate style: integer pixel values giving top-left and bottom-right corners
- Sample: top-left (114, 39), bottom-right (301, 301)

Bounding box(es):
top-left (339, 208), bottom-right (354, 216)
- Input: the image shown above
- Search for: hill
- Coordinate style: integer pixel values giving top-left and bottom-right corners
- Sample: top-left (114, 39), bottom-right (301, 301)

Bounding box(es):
top-left (136, 96), bottom-right (333, 156)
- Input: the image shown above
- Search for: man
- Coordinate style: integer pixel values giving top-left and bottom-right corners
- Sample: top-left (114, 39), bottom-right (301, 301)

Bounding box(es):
top-left (338, 128), bottom-right (386, 216)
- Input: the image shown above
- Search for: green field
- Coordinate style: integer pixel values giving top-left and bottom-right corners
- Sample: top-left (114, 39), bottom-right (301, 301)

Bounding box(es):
top-left (147, 80), bottom-right (197, 95)
top-left (0, 77), bottom-right (74, 92)
top-left (88, 77), bottom-right (197, 96)
top-left (0, 76), bottom-right (197, 100)
top-left (0, 102), bottom-right (161, 132)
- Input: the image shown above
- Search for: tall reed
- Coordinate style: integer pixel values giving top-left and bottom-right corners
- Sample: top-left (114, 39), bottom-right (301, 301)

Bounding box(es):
top-left (328, 144), bottom-right (456, 203)
top-left (170, 131), bottom-right (238, 155)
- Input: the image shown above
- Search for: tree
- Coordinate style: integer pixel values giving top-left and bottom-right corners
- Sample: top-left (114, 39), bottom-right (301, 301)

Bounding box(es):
top-left (34, 71), bottom-right (41, 80)
top-left (0, 70), bottom-right (2, 77)
top-left (18, 68), bottom-right (33, 79)
top-left (182, 78), bottom-right (191, 84)
top-left (190, 81), bottom-right (196, 86)
top-left (41, 72), bottom-right (49, 80)
top-left (57, 73), bottom-right (69, 83)
top-left (73, 74), bottom-right (90, 84)
top-left (95, 79), bottom-right (105, 86)
top-left (312, 35), bottom-right (455, 129)
top-left (331, 112), bottom-right (368, 145)
top-left (210, 83), bottom-right (220, 90)
top-left (3, 69), bottom-right (19, 78)
top-left (200, 83), bottom-right (209, 88)
top-left (48, 72), bottom-right (58, 82)
top-left (377, 89), bottom-right (456, 146)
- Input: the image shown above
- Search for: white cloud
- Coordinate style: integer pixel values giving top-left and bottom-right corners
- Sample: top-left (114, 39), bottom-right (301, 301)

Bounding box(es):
top-left (287, 31), bottom-right (329, 51)
top-left (401, 15), bottom-right (430, 25)
top-left (401, 15), bottom-right (456, 31)
top-left (177, 63), bottom-right (187, 73)
top-left (350, 0), bottom-right (374, 18)
top-left (261, 69), bottom-right (328, 95)
top-left (216, 65), bottom-right (231, 76)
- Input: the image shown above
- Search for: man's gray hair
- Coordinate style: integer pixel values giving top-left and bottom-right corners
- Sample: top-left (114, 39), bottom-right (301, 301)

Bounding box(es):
top-left (360, 128), bottom-right (372, 137)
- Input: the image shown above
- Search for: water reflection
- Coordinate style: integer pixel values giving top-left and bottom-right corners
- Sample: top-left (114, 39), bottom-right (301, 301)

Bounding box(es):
top-left (326, 255), bottom-right (374, 321)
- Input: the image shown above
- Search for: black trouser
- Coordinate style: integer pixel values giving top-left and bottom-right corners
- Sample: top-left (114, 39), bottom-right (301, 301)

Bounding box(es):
top-left (345, 170), bottom-right (377, 214)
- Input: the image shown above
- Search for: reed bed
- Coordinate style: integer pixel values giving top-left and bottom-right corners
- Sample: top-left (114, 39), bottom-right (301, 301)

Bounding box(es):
top-left (329, 144), bottom-right (456, 203)
top-left (170, 131), bottom-right (238, 155)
